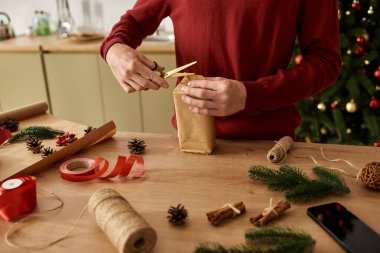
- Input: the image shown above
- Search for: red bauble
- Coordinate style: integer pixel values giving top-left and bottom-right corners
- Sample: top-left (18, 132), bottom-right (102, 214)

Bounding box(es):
top-left (369, 98), bottom-right (379, 108)
top-left (355, 47), bottom-right (365, 56)
top-left (374, 69), bottom-right (380, 79)
top-left (295, 55), bottom-right (303, 65)
top-left (352, 2), bottom-right (363, 11)
top-left (331, 101), bottom-right (338, 109)
top-left (356, 36), bottom-right (365, 45)
top-left (374, 141), bottom-right (380, 147)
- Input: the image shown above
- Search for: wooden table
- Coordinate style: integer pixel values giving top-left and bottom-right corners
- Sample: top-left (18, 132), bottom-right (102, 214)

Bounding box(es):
top-left (0, 114), bottom-right (379, 253)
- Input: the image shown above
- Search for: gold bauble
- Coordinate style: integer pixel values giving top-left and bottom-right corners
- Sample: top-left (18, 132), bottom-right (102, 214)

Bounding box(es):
top-left (360, 162), bottom-right (380, 190)
top-left (305, 136), bottom-right (312, 144)
top-left (346, 128), bottom-right (352, 134)
top-left (317, 102), bottom-right (327, 112)
top-left (346, 99), bottom-right (357, 113)
top-left (376, 86), bottom-right (380, 91)
top-left (320, 127), bottom-right (328, 135)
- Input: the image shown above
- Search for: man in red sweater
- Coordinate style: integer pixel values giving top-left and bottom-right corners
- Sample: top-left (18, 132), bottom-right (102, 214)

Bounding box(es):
top-left (101, 0), bottom-right (341, 140)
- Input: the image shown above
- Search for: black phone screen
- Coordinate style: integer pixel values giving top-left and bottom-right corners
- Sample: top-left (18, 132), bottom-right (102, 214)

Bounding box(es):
top-left (307, 202), bottom-right (380, 253)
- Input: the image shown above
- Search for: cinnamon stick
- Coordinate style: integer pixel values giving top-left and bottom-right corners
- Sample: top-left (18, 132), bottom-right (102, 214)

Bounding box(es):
top-left (207, 201), bottom-right (246, 226)
top-left (250, 200), bottom-right (290, 227)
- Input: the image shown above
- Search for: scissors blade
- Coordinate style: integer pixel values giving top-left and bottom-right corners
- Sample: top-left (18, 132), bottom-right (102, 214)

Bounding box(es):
top-left (169, 72), bottom-right (195, 78)
top-left (164, 61), bottom-right (197, 79)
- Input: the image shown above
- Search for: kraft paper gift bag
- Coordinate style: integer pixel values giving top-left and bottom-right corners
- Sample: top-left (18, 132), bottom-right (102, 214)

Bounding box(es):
top-left (173, 75), bottom-right (215, 154)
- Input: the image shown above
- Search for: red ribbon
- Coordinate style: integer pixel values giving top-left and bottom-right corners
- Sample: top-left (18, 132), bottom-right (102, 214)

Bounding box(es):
top-left (60, 155), bottom-right (144, 182)
top-left (0, 129), bottom-right (11, 145)
top-left (0, 176), bottom-right (37, 221)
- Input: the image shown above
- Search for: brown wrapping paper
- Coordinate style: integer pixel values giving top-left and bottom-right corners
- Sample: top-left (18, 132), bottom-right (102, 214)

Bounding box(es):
top-left (0, 101), bottom-right (49, 122)
top-left (173, 75), bottom-right (215, 154)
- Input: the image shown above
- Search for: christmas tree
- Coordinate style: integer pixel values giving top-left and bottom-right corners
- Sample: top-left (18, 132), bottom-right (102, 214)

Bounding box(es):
top-left (296, 0), bottom-right (380, 146)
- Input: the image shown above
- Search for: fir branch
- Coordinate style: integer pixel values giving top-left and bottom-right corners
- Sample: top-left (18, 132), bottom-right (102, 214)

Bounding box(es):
top-left (7, 126), bottom-right (64, 143)
top-left (248, 165), bottom-right (350, 202)
top-left (195, 227), bottom-right (315, 253)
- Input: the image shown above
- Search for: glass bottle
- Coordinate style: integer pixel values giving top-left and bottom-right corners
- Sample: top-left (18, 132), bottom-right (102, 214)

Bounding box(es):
top-left (56, 0), bottom-right (74, 38)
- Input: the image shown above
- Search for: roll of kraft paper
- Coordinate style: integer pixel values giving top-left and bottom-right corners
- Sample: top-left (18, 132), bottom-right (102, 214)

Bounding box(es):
top-left (0, 176), bottom-right (37, 221)
top-left (0, 101), bottom-right (48, 122)
top-left (88, 188), bottom-right (157, 253)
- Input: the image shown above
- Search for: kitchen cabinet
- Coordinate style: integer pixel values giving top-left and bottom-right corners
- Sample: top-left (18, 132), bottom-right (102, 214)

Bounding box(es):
top-left (44, 53), bottom-right (105, 127)
top-left (0, 52), bottom-right (48, 112)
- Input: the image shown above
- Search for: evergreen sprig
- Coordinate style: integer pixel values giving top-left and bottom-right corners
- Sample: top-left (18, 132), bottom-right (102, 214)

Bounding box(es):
top-left (248, 165), bottom-right (350, 202)
top-left (195, 227), bottom-right (315, 253)
top-left (7, 126), bottom-right (64, 143)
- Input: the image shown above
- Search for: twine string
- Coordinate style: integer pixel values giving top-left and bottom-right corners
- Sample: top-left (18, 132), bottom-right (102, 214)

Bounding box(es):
top-left (4, 187), bottom-right (87, 250)
top-left (262, 198), bottom-right (278, 217)
top-left (222, 203), bottom-right (241, 218)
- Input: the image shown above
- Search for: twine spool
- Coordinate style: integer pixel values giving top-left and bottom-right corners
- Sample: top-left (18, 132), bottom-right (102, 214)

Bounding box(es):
top-left (360, 162), bottom-right (380, 190)
top-left (266, 136), bottom-right (294, 164)
top-left (88, 188), bottom-right (157, 253)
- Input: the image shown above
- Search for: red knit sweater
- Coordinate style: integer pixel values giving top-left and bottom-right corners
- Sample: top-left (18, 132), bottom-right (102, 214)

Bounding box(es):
top-left (101, 0), bottom-right (341, 140)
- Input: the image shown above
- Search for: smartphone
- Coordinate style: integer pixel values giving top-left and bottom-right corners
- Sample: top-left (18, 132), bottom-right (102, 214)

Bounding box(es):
top-left (307, 202), bottom-right (380, 253)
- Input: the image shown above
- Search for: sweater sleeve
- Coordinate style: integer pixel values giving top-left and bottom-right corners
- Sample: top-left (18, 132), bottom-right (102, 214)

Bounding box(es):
top-left (100, 0), bottom-right (171, 60)
top-left (242, 0), bottom-right (342, 113)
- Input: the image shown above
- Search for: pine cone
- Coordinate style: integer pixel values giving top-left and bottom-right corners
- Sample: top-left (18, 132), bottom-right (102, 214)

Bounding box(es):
top-left (167, 204), bottom-right (188, 225)
top-left (0, 118), bottom-right (19, 132)
top-left (26, 137), bottom-right (43, 154)
top-left (41, 147), bottom-right (55, 158)
top-left (84, 126), bottom-right (96, 135)
top-left (127, 138), bottom-right (146, 154)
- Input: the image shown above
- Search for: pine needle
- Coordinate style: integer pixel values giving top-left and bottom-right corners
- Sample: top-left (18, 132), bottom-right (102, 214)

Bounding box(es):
top-left (7, 126), bottom-right (64, 143)
top-left (248, 165), bottom-right (350, 202)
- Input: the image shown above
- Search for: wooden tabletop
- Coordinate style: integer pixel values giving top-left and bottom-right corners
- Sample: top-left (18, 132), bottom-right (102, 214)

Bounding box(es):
top-left (0, 114), bottom-right (379, 253)
top-left (0, 35), bottom-right (175, 53)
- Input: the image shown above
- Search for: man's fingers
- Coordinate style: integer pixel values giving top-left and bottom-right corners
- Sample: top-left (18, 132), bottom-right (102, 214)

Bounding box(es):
top-left (181, 86), bottom-right (216, 100)
top-left (187, 80), bottom-right (219, 91)
top-left (136, 51), bottom-right (156, 69)
top-left (137, 64), bottom-right (169, 88)
top-left (182, 94), bottom-right (217, 109)
top-left (120, 82), bottom-right (136, 93)
top-left (188, 106), bottom-right (221, 116)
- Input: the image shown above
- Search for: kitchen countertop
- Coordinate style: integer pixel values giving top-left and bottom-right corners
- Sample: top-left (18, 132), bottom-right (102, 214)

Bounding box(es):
top-left (0, 35), bottom-right (175, 53)
top-left (1, 112), bottom-right (379, 253)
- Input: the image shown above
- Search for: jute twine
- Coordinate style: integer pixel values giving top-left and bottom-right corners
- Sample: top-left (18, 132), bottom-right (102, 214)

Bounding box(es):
top-left (359, 162), bottom-right (380, 190)
top-left (88, 188), bottom-right (157, 253)
top-left (266, 136), bottom-right (293, 164)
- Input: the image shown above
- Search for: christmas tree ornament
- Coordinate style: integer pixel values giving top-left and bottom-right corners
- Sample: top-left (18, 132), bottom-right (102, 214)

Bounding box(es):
top-left (346, 128), bottom-right (352, 135)
top-left (374, 141), bottom-right (380, 147)
top-left (356, 36), bottom-right (365, 45)
top-left (317, 102), bottom-right (327, 112)
top-left (7, 126), bottom-right (64, 143)
top-left (195, 227), bottom-right (315, 253)
top-left (369, 97), bottom-right (379, 108)
top-left (355, 46), bottom-right (365, 56)
top-left (248, 165), bottom-right (350, 202)
top-left (359, 162), bottom-right (380, 190)
top-left (41, 147), bottom-right (55, 158)
top-left (376, 85), bottom-right (380, 91)
top-left (331, 101), bottom-right (339, 109)
top-left (364, 60), bottom-right (370, 65)
top-left (207, 201), bottom-right (246, 226)
top-left (0, 129), bottom-right (12, 145)
top-left (250, 199), bottom-right (291, 227)
top-left (127, 138), bottom-right (146, 154)
top-left (320, 127), bottom-right (328, 135)
top-left (295, 54), bottom-right (303, 65)
top-left (346, 10), bottom-right (351, 16)
top-left (346, 99), bottom-right (357, 113)
top-left (26, 137), bottom-right (43, 154)
top-left (84, 126), bottom-right (96, 135)
top-left (374, 68), bottom-right (380, 79)
top-left (346, 49), bottom-right (352, 55)
top-left (0, 118), bottom-right (19, 132)
top-left (352, 1), bottom-right (362, 11)
top-left (305, 136), bottom-right (312, 143)
top-left (167, 204), bottom-right (188, 225)
top-left (56, 132), bottom-right (77, 146)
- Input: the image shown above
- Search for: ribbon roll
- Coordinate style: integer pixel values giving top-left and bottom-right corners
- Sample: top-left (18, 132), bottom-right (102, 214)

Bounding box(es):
top-left (60, 155), bottom-right (144, 182)
top-left (0, 176), bottom-right (37, 221)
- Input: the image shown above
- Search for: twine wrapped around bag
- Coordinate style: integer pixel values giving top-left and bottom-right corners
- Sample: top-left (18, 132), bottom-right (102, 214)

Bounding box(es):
top-left (88, 188), bottom-right (157, 253)
top-left (173, 75), bottom-right (215, 154)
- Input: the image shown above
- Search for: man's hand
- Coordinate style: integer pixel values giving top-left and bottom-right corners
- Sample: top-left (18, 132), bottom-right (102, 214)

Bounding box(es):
top-left (180, 77), bottom-right (247, 116)
top-left (106, 43), bottom-right (169, 93)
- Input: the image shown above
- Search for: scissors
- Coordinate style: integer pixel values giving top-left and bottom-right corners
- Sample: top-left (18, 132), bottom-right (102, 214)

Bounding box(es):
top-left (153, 61), bottom-right (197, 79)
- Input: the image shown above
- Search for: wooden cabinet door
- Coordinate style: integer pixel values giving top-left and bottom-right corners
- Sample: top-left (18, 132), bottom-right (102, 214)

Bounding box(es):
top-left (0, 53), bottom-right (47, 112)
top-left (44, 53), bottom-right (105, 127)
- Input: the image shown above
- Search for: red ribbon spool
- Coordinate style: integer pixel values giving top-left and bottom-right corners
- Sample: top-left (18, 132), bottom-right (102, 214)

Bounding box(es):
top-left (0, 176), bottom-right (37, 221)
